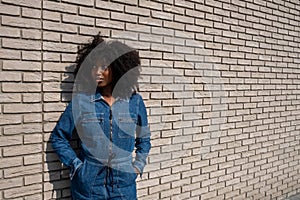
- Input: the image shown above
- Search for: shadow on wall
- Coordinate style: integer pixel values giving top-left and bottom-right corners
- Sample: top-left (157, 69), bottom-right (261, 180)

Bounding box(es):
top-left (45, 64), bottom-right (78, 200)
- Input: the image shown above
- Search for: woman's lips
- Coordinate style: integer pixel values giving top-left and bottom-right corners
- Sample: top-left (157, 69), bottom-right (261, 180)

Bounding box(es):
top-left (96, 76), bottom-right (103, 82)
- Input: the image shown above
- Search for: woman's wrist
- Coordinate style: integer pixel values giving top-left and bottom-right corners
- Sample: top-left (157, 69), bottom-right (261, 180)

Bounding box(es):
top-left (134, 166), bottom-right (140, 175)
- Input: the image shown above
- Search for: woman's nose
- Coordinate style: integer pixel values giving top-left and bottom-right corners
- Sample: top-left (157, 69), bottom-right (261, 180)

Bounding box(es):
top-left (96, 67), bottom-right (103, 74)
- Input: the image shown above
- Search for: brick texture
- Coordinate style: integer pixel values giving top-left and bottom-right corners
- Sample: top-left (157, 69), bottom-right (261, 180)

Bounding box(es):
top-left (0, 0), bottom-right (300, 199)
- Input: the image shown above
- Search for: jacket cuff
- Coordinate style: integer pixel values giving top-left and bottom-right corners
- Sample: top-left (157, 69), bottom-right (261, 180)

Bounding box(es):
top-left (70, 157), bottom-right (83, 180)
top-left (133, 161), bottom-right (144, 178)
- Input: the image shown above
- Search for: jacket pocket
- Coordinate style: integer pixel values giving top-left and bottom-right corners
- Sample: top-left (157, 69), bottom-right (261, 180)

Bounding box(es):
top-left (118, 113), bottom-right (137, 138)
top-left (79, 113), bottom-right (105, 138)
top-left (81, 113), bottom-right (104, 123)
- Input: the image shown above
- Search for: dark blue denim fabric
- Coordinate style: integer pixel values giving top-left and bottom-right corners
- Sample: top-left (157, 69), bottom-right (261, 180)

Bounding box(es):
top-left (71, 157), bottom-right (138, 200)
top-left (50, 91), bottom-right (151, 199)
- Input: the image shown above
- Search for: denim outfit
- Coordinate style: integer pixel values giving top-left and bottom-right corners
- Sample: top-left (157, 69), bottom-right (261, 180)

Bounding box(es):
top-left (50, 91), bottom-right (151, 200)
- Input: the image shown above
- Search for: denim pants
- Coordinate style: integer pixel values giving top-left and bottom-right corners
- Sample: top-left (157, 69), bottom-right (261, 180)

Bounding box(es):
top-left (71, 157), bottom-right (138, 200)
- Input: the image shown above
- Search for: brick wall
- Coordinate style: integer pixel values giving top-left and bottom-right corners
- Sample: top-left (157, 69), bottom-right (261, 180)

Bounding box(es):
top-left (1, 0), bottom-right (300, 199)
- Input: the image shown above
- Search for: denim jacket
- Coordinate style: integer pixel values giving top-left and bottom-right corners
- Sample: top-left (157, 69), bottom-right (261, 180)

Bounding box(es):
top-left (50, 91), bottom-right (151, 187)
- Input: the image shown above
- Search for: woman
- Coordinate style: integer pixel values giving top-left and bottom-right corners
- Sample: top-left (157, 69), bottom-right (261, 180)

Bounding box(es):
top-left (50, 33), bottom-right (151, 200)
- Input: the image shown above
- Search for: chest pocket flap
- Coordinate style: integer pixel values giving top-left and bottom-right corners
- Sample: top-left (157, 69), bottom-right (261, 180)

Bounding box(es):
top-left (118, 113), bottom-right (137, 138)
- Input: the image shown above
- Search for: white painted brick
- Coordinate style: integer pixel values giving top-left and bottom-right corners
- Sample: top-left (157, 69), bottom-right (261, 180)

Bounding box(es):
top-left (96, 1), bottom-right (124, 11)
top-left (24, 174), bottom-right (43, 185)
top-left (43, 1), bottom-right (77, 13)
top-left (0, 157), bottom-right (22, 169)
top-left (4, 184), bottom-right (42, 199)
top-left (0, 177), bottom-right (23, 190)
top-left (23, 72), bottom-right (41, 82)
top-left (3, 104), bottom-right (42, 114)
top-left (0, 49), bottom-right (21, 59)
top-left (79, 7), bottom-right (109, 19)
top-left (175, 0), bottom-right (194, 8)
top-left (3, 144), bottom-right (42, 157)
top-left (161, 187), bottom-right (181, 198)
top-left (112, 30), bottom-right (139, 41)
top-left (61, 0), bottom-right (94, 6)
top-left (139, 16), bottom-right (162, 26)
top-left (22, 7), bottom-right (41, 19)
top-left (149, 168), bottom-right (171, 179)
top-left (43, 21), bottom-right (77, 34)
top-left (22, 51), bottom-right (41, 61)
top-left (3, 16), bottom-right (41, 29)
top-left (161, 99), bottom-right (183, 106)
top-left (43, 42), bottom-right (77, 53)
top-left (174, 14), bottom-right (194, 24)
top-left (42, 10), bottom-right (60, 22)
top-left (23, 93), bottom-right (42, 103)
top-left (150, 75), bottom-right (173, 84)
top-left (149, 183), bottom-right (170, 194)
top-left (62, 14), bottom-right (94, 26)
top-left (136, 178), bottom-right (159, 189)
top-left (24, 193), bottom-right (43, 200)
top-left (4, 164), bottom-right (42, 178)
top-left (2, 0), bottom-right (41, 8)
top-left (43, 93), bottom-right (62, 102)
top-left (0, 3), bottom-right (20, 16)
top-left (191, 186), bottom-right (209, 196)
top-left (24, 134), bottom-right (42, 144)
top-left (22, 29), bottom-right (41, 40)
top-left (139, 1), bottom-right (162, 10)
top-left (3, 38), bottom-right (41, 50)
top-left (0, 26), bottom-right (20, 38)
top-left (24, 154), bottom-right (43, 165)
top-left (97, 19), bottom-right (125, 30)
top-left (163, 21), bottom-right (185, 31)
top-left (0, 135), bottom-right (22, 147)
top-left (125, 5), bottom-right (150, 16)
top-left (171, 192), bottom-right (192, 200)
top-left (149, 152), bottom-right (171, 163)
top-left (151, 43), bottom-right (173, 52)
top-left (164, 4), bottom-right (185, 14)
top-left (151, 10), bottom-right (173, 21)
top-left (111, 12), bottom-right (138, 23)
top-left (0, 93), bottom-right (22, 104)
top-left (139, 34), bottom-right (162, 44)
top-left (138, 193), bottom-right (159, 200)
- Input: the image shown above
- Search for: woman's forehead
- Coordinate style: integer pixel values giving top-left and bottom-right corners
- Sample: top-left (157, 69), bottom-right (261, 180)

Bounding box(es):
top-left (93, 58), bottom-right (109, 66)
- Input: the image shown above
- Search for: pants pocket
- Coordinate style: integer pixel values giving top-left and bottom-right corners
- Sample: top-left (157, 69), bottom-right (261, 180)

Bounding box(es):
top-left (114, 184), bottom-right (137, 200)
top-left (117, 163), bottom-right (138, 188)
top-left (71, 159), bottom-right (99, 199)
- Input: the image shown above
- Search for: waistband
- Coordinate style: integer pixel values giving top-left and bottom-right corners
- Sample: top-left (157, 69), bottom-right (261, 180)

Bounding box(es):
top-left (81, 150), bottom-right (132, 167)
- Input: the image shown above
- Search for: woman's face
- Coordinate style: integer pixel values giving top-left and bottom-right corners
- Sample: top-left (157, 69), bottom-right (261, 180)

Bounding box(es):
top-left (90, 63), bottom-right (113, 89)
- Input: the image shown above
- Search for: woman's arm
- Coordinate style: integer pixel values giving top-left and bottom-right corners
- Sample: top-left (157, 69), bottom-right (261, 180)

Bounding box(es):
top-left (50, 102), bottom-right (83, 180)
top-left (133, 95), bottom-right (151, 176)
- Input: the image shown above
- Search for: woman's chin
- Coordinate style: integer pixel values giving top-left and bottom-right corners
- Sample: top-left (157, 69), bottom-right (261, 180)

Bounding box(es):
top-left (97, 82), bottom-right (105, 87)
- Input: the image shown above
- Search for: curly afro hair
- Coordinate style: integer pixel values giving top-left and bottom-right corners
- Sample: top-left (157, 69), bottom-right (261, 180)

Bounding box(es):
top-left (74, 32), bottom-right (141, 98)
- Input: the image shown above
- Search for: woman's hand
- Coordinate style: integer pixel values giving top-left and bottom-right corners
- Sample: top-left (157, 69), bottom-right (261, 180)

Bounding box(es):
top-left (134, 167), bottom-right (140, 175)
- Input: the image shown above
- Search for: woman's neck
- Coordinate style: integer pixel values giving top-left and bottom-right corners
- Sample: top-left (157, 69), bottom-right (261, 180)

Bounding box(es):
top-left (99, 85), bottom-right (112, 96)
top-left (99, 86), bottom-right (114, 106)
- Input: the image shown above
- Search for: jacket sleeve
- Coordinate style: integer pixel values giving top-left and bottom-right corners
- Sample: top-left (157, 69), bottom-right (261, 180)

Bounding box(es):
top-left (50, 102), bottom-right (83, 180)
top-left (133, 95), bottom-right (151, 176)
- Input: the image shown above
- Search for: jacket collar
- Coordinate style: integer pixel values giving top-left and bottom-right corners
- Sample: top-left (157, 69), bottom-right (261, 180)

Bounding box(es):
top-left (90, 90), bottom-right (130, 102)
